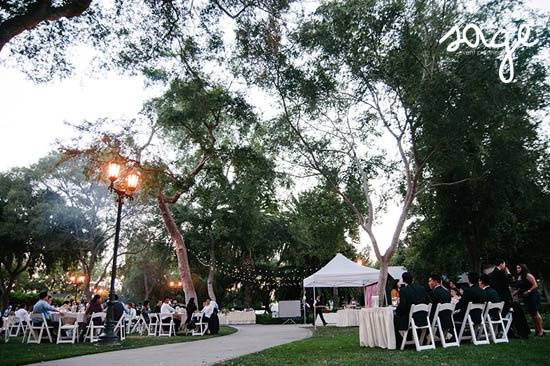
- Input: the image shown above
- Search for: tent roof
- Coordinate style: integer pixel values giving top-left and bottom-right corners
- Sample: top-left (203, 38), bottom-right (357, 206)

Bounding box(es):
top-left (388, 266), bottom-right (407, 281)
top-left (303, 253), bottom-right (379, 288)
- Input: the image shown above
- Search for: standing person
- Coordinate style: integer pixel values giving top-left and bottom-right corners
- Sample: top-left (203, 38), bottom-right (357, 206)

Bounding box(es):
top-left (206, 298), bottom-right (220, 334)
top-left (314, 295), bottom-right (327, 326)
top-left (490, 259), bottom-right (514, 316)
top-left (514, 264), bottom-right (544, 337)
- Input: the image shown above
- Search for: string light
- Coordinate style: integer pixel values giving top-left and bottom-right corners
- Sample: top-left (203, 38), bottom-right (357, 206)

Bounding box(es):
top-left (187, 248), bottom-right (320, 287)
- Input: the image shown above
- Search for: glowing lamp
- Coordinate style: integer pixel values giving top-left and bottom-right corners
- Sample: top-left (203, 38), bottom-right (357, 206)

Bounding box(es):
top-left (107, 162), bottom-right (121, 182)
top-left (78, 275), bottom-right (85, 283)
top-left (126, 172), bottom-right (140, 193)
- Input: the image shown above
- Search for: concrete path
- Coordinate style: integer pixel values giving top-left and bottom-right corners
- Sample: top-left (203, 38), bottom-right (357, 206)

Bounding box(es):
top-left (31, 325), bottom-right (311, 366)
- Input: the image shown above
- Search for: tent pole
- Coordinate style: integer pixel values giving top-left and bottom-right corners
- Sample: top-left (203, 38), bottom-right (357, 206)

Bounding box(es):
top-left (303, 285), bottom-right (307, 325)
top-left (313, 286), bottom-right (316, 329)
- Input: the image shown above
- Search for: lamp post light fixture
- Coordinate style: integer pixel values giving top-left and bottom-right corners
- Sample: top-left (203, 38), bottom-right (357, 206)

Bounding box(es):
top-left (68, 274), bottom-right (86, 300)
top-left (98, 161), bottom-right (141, 345)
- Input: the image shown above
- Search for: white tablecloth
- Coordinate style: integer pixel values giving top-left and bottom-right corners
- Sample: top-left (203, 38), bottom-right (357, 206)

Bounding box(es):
top-left (51, 312), bottom-right (86, 323)
top-left (359, 307), bottom-right (396, 349)
top-left (219, 311), bottom-right (256, 325)
top-left (336, 308), bottom-right (361, 327)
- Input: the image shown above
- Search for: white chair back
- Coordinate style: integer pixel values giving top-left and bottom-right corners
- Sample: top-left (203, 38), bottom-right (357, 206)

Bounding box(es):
top-left (400, 303), bottom-right (435, 351)
top-left (432, 303), bottom-right (459, 348)
top-left (27, 313), bottom-right (53, 344)
top-left (484, 302), bottom-right (508, 344)
top-left (456, 302), bottom-right (489, 345)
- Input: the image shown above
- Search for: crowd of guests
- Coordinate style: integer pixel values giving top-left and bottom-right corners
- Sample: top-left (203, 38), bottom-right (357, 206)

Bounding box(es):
top-left (2, 291), bottom-right (221, 338)
top-left (394, 260), bottom-right (545, 341)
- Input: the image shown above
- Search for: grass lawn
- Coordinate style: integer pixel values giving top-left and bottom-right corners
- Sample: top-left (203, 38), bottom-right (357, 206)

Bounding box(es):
top-left (222, 327), bottom-right (550, 366)
top-left (0, 326), bottom-right (236, 366)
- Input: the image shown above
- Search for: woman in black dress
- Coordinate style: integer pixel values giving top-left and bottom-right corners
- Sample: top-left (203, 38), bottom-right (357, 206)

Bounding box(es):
top-left (514, 264), bottom-right (544, 337)
top-left (185, 297), bottom-right (197, 331)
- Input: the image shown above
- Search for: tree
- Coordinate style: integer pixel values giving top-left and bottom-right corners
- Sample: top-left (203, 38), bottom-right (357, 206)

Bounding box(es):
top-left (400, 1), bottom-right (549, 276)
top-left (61, 77), bottom-right (256, 305)
top-left (0, 168), bottom-right (78, 307)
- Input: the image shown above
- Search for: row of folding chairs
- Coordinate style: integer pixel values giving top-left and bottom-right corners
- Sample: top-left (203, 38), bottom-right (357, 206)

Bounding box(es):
top-left (134, 312), bottom-right (209, 337)
top-left (400, 301), bottom-right (512, 351)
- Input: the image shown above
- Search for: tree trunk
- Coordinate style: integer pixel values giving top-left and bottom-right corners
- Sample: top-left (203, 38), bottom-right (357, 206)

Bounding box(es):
top-left (207, 244), bottom-right (216, 302)
top-left (143, 271), bottom-right (151, 300)
top-left (243, 250), bottom-right (255, 308)
top-left (157, 195), bottom-right (197, 306)
top-left (0, 275), bottom-right (17, 309)
top-left (377, 260), bottom-right (389, 306)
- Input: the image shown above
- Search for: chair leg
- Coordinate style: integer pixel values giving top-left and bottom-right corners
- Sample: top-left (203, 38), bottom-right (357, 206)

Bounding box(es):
top-left (400, 329), bottom-right (409, 350)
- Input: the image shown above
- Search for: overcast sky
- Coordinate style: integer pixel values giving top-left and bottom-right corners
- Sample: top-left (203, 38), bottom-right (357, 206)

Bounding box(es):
top-left (1, 1), bottom-right (548, 256)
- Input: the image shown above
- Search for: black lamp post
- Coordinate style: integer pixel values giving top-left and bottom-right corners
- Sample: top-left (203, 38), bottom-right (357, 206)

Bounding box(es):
top-left (98, 161), bottom-right (140, 345)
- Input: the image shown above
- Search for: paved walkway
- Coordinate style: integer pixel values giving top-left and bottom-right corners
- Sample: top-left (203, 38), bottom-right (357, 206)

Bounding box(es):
top-left (32, 325), bottom-right (311, 366)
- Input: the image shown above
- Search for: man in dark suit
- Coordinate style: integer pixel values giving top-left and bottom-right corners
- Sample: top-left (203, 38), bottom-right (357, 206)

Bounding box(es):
top-left (480, 273), bottom-right (501, 320)
top-left (489, 259), bottom-right (514, 317)
top-left (455, 272), bottom-right (484, 322)
top-left (480, 274), bottom-right (501, 303)
top-left (395, 272), bottom-right (429, 338)
top-left (428, 274), bottom-right (452, 332)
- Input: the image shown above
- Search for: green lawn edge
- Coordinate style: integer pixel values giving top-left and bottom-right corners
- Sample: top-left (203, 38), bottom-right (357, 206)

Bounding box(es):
top-left (0, 325), bottom-right (237, 366)
top-left (220, 327), bottom-right (550, 366)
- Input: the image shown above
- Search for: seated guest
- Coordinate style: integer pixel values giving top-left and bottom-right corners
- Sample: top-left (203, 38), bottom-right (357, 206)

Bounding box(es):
top-left (112, 294), bottom-right (129, 321)
top-left (32, 291), bottom-right (59, 322)
top-left (390, 282), bottom-right (400, 305)
top-left (141, 300), bottom-right (151, 323)
top-left (480, 274), bottom-right (501, 303)
top-left (185, 297), bottom-right (197, 330)
top-left (428, 274), bottom-right (451, 305)
top-left (450, 288), bottom-right (460, 305)
top-left (154, 300), bottom-right (162, 313)
top-left (395, 272), bottom-right (429, 341)
top-left (85, 295), bottom-right (104, 324)
top-left (15, 304), bottom-right (30, 323)
top-left (480, 273), bottom-right (501, 320)
top-left (127, 303), bottom-right (137, 320)
top-left (60, 301), bottom-right (71, 311)
top-left (428, 274), bottom-right (452, 334)
top-left (455, 272), bottom-right (484, 322)
top-left (160, 297), bottom-right (180, 332)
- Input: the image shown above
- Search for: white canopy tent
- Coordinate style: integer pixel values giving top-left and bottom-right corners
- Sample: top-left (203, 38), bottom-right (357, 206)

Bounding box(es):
top-left (303, 253), bottom-right (379, 326)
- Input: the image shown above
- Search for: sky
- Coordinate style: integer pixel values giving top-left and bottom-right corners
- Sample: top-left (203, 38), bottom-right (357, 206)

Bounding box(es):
top-left (1, 0), bottom-right (548, 257)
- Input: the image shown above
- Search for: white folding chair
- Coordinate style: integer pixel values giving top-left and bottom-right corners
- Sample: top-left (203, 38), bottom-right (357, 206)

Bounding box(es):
top-left (147, 313), bottom-right (160, 336)
top-left (4, 315), bottom-right (24, 343)
top-left (484, 302), bottom-right (509, 344)
top-left (114, 316), bottom-right (126, 340)
top-left (456, 302), bottom-right (489, 345)
top-left (56, 314), bottom-right (79, 344)
top-left (400, 303), bottom-right (435, 351)
top-left (432, 303), bottom-right (459, 348)
top-left (158, 313), bottom-right (176, 337)
top-left (131, 314), bottom-right (148, 335)
top-left (84, 312), bottom-right (105, 343)
top-left (192, 313), bottom-right (209, 336)
top-left (8, 315), bottom-right (25, 337)
top-left (27, 313), bottom-right (53, 344)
